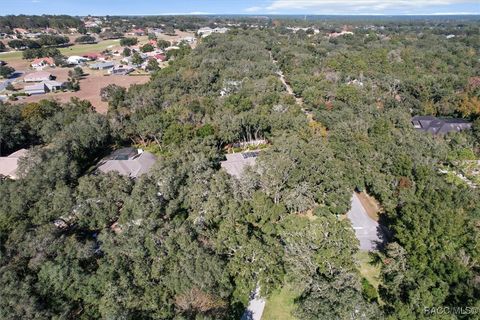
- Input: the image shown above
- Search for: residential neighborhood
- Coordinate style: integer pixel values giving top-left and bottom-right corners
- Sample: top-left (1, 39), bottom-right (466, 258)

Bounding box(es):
top-left (0, 7), bottom-right (479, 320)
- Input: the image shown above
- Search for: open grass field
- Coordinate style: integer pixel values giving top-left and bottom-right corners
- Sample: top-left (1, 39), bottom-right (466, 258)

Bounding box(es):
top-left (355, 251), bottom-right (381, 292)
top-left (0, 39), bottom-right (123, 62)
top-left (0, 29), bottom-right (195, 63)
top-left (262, 284), bottom-right (300, 320)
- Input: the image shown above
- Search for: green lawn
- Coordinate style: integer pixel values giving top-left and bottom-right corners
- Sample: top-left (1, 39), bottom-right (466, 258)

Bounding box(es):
top-left (355, 251), bottom-right (381, 288)
top-left (0, 39), bottom-right (123, 62)
top-left (59, 39), bottom-right (121, 56)
top-left (262, 284), bottom-right (299, 320)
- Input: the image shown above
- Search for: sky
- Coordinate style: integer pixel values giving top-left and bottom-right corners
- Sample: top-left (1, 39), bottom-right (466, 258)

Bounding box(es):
top-left (1, 0), bottom-right (479, 16)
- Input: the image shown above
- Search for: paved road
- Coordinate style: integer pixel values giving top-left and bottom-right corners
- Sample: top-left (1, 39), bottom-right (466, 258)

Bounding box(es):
top-left (0, 71), bottom-right (24, 91)
top-left (241, 287), bottom-right (266, 320)
top-left (347, 193), bottom-right (383, 251)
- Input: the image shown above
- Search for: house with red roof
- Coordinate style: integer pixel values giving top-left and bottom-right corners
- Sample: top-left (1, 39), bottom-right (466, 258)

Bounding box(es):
top-left (154, 54), bottom-right (167, 62)
top-left (31, 57), bottom-right (55, 70)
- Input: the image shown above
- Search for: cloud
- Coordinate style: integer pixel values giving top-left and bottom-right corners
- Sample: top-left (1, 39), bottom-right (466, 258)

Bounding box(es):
top-left (245, 6), bottom-right (263, 12)
top-left (257, 0), bottom-right (479, 14)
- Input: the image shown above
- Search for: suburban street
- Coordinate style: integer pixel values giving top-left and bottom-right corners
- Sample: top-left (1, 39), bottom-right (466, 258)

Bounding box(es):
top-left (347, 193), bottom-right (383, 251)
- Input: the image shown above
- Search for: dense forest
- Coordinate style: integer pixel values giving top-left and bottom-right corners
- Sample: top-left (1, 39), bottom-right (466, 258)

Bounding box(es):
top-left (0, 16), bottom-right (479, 319)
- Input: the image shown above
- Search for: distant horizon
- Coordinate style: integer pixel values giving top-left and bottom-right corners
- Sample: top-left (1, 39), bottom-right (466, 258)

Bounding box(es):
top-left (1, 0), bottom-right (479, 16)
top-left (1, 13), bottom-right (479, 17)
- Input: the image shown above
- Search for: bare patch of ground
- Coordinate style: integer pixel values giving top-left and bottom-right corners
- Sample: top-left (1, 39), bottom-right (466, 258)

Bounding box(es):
top-left (356, 192), bottom-right (382, 221)
top-left (12, 68), bottom-right (149, 113)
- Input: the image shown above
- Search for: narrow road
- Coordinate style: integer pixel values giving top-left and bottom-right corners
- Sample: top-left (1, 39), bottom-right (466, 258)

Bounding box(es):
top-left (269, 51), bottom-right (314, 122)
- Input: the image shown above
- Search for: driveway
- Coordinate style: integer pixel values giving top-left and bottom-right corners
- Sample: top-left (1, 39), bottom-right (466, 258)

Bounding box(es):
top-left (0, 71), bottom-right (24, 91)
top-left (241, 287), bottom-right (266, 320)
top-left (347, 193), bottom-right (384, 251)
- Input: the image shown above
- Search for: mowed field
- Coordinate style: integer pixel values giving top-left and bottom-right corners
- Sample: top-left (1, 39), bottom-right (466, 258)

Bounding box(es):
top-left (0, 30), bottom-right (195, 62)
top-left (0, 39), bottom-right (122, 61)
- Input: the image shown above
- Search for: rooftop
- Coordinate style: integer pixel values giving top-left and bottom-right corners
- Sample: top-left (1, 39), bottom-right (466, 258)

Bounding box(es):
top-left (97, 148), bottom-right (157, 178)
top-left (412, 116), bottom-right (472, 135)
top-left (0, 149), bottom-right (28, 179)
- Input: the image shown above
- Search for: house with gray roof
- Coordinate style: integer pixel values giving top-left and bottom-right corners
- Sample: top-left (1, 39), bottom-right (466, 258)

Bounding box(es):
top-left (412, 116), bottom-right (472, 135)
top-left (97, 147), bottom-right (157, 178)
top-left (89, 61), bottom-right (114, 70)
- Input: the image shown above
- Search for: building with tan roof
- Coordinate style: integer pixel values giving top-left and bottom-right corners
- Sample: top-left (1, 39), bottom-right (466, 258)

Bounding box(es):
top-left (0, 149), bottom-right (28, 179)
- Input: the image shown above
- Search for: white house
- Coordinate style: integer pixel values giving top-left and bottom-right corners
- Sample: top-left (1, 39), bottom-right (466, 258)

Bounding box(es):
top-left (31, 57), bottom-right (55, 70)
top-left (197, 27), bottom-right (229, 38)
top-left (67, 56), bottom-right (88, 65)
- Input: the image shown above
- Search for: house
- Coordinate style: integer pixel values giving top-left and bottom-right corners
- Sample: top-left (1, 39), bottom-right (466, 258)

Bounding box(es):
top-left (197, 27), bottom-right (229, 38)
top-left (0, 149), bottom-right (28, 179)
top-left (97, 148), bottom-right (157, 178)
top-left (181, 36), bottom-right (196, 44)
top-left (67, 55), bottom-right (88, 65)
top-left (148, 28), bottom-right (164, 36)
top-left (85, 21), bottom-right (99, 28)
top-left (128, 28), bottom-right (145, 36)
top-left (220, 151), bottom-right (259, 178)
top-left (31, 57), bottom-right (55, 70)
top-left (412, 116), bottom-right (472, 135)
top-left (43, 80), bottom-right (64, 91)
top-left (89, 61), bottom-right (114, 70)
top-left (24, 71), bottom-right (53, 82)
top-left (13, 28), bottom-right (28, 35)
top-left (24, 80), bottom-right (63, 95)
top-left (109, 64), bottom-right (134, 75)
top-left (24, 83), bottom-right (47, 95)
top-left (328, 30), bottom-right (354, 38)
top-left (154, 54), bottom-right (167, 62)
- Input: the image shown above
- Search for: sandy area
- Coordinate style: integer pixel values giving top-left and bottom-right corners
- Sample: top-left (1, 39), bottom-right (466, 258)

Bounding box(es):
top-left (356, 192), bottom-right (382, 221)
top-left (12, 67), bottom-right (149, 113)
